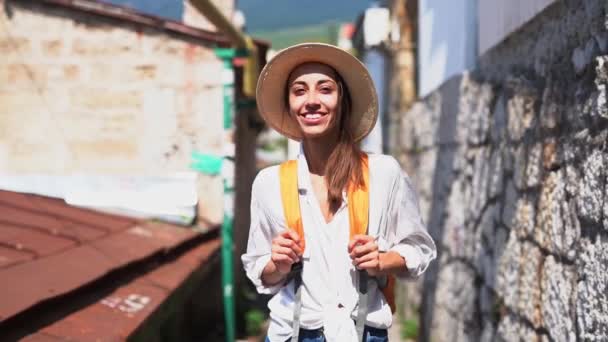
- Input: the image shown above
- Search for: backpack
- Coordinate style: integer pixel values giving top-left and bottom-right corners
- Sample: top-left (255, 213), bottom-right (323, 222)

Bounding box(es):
top-left (279, 155), bottom-right (396, 341)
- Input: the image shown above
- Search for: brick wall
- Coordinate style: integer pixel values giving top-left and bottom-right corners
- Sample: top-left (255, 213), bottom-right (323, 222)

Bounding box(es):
top-left (0, 1), bottom-right (226, 224)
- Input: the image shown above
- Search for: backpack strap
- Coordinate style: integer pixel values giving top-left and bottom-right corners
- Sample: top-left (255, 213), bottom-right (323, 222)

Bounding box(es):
top-left (349, 155), bottom-right (370, 342)
top-left (279, 160), bottom-right (304, 342)
top-left (348, 154), bottom-right (370, 237)
top-left (279, 160), bottom-right (305, 252)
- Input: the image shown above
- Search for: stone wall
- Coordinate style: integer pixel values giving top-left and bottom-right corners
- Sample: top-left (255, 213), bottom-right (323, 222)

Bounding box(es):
top-left (0, 0), bottom-right (225, 224)
top-left (395, 1), bottom-right (608, 341)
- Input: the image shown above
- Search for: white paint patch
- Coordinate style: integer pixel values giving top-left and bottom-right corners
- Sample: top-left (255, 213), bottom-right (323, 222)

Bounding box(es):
top-left (101, 294), bottom-right (151, 314)
top-left (221, 68), bottom-right (234, 85)
top-left (128, 225), bottom-right (153, 238)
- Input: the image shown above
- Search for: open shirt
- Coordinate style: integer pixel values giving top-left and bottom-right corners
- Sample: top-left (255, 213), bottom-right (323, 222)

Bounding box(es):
top-left (241, 153), bottom-right (436, 341)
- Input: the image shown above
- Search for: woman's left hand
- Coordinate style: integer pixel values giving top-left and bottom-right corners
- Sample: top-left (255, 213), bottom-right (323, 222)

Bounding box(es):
top-left (348, 235), bottom-right (381, 276)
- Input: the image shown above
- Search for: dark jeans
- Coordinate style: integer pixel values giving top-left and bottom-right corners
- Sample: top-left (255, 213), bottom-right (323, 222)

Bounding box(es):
top-left (265, 325), bottom-right (389, 342)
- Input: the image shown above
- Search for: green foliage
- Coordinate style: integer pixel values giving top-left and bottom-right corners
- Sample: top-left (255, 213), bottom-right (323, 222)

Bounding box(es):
top-left (492, 296), bottom-right (506, 323)
top-left (259, 136), bottom-right (288, 153)
top-left (400, 318), bottom-right (419, 340)
top-left (245, 309), bottom-right (266, 337)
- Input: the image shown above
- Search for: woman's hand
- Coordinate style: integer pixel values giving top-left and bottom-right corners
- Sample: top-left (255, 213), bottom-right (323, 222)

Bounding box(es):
top-left (271, 230), bottom-right (303, 275)
top-left (261, 230), bottom-right (303, 286)
top-left (348, 235), bottom-right (381, 276)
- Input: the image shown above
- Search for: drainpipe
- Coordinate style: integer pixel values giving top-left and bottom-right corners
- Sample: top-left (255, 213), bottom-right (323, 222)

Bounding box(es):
top-left (215, 47), bottom-right (236, 342)
top-left (187, 2), bottom-right (260, 342)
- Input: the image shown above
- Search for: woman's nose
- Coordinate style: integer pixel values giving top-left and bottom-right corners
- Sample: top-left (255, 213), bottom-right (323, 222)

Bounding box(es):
top-left (305, 91), bottom-right (321, 107)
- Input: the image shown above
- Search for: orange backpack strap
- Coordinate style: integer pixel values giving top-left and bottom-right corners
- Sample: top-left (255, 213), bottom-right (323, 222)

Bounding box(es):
top-left (348, 154), bottom-right (397, 315)
top-left (348, 154), bottom-right (370, 238)
top-left (279, 160), bottom-right (305, 252)
top-left (279, 160), bottom-right (306, 341)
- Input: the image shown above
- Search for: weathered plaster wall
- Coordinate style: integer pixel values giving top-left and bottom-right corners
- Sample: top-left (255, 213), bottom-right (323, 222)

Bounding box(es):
top-left (0, 1), bottom-right (225, 223)
top-left (396, 1), bottom-right (608, 341)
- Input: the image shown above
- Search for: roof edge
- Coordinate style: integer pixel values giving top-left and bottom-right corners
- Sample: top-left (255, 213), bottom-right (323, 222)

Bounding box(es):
top-left (13, 0), bottom-right (269, 48)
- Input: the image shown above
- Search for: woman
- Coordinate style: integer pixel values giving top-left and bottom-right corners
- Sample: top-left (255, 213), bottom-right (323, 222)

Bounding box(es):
top-left (242, 43), bottom-right (436, 342)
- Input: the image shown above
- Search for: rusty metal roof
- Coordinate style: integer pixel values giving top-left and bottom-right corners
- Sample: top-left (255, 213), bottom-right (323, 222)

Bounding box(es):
top-left (16, 0), bottom-right (270, 49)
top-left (23, 238), bottom-right (220, 341)
top-left (0, 189), bottom-right (220, 340)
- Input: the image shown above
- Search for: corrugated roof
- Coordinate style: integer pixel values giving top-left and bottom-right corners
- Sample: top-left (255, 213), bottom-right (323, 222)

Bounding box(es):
top-left (0, 189), bottom-right (220, 340)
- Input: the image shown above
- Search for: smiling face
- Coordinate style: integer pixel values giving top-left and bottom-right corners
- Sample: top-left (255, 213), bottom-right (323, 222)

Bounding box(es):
top-left (286, 62), bottom-right (342, 140)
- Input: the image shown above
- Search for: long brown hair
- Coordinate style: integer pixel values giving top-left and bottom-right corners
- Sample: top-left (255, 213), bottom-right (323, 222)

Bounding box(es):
top-left (326, 71), bottom-right (364, 212)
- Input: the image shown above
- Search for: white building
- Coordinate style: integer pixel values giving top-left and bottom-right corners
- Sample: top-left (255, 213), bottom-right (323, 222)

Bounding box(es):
top-left (418, 0), bottom-right (556, 96)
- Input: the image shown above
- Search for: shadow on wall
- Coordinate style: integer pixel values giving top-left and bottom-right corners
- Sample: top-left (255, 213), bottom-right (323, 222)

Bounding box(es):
top-left (413, 75), bottom-right (463, 342)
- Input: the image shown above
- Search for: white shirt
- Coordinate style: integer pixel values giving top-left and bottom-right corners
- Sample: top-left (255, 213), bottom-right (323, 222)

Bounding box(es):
top-left (241, 153), bottom-right (436, 342)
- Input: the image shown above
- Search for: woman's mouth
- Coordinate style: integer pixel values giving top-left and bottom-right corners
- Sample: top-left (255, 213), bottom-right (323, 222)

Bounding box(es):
top-left (299, 112), bottom-right (327, 124)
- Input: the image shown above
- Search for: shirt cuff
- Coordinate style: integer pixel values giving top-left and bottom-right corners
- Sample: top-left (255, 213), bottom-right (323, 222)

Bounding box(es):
top-left (249, 254), bottom-right (284, 295)
top-left (389, 244), bottom-right (422, 279)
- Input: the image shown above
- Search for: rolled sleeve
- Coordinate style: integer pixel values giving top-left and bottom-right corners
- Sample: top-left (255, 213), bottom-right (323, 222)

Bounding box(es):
top-left (241, 175), bottom-right (284, 295)
top-left (386, 167), bottom-right (436, 280)
top-left (390, 243), bottom-right (422, 276)
top-left (243, 253), bottom-right (284, 295)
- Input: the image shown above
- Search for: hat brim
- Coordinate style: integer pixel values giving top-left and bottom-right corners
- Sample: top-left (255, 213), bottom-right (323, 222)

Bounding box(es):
top-left (256, 43), bottom-right (378, 142)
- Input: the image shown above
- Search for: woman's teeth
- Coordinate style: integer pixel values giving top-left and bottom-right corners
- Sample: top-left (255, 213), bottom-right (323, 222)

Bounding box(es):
top-left (305, 113), bottom-right (322, 119)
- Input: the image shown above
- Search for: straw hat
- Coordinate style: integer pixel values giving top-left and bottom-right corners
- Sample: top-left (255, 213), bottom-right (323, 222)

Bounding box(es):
top-left (256, 43), bottom-right (378, 142)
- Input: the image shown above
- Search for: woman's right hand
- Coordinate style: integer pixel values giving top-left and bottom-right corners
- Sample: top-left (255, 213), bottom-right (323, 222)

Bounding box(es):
top-left (270, 230), bottom-right (303, 276)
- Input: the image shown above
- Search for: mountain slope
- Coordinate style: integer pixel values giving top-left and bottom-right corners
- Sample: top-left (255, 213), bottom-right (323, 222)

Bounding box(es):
top-left (239, 0), bottom-right (369, 32)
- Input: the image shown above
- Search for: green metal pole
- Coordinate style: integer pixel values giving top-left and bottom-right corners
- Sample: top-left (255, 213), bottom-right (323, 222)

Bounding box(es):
top-left (215, 47), bottom-right (236, 342)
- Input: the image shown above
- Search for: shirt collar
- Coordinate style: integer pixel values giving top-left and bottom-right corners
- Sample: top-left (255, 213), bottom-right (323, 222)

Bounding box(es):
top-left (296, 153), bottom-right (348, 204)
top-left (296, 153), bottom-right (312, 193)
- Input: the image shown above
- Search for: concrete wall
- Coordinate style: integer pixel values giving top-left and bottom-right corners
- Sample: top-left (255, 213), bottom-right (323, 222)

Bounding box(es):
top-left (418, 0), bottom-right (477, 97)
top-left (396, 0), bottom-right (608, 340)
top-left (0, 1), bottom-right (225, 224)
